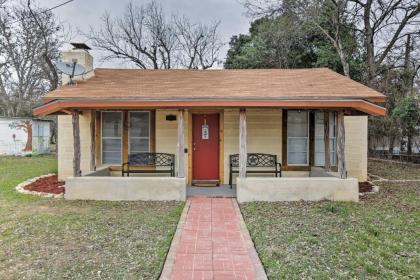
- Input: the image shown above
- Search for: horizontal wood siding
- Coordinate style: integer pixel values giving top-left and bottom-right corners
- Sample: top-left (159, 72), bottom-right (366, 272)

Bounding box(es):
top-left (224, 109), bottom-right (282, 185)
top-left (155, 109), bottom-right (189, 176)
top-left (56, 108), bottom-right (368, 183)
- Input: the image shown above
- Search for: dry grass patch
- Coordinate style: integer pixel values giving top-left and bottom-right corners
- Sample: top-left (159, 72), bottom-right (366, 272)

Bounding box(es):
top-left (368, 159), bottom-right (420, 180)
top-left (241, 161), bottom-right (420, 279)
top-left (0, 155), bottom-right (184, 279)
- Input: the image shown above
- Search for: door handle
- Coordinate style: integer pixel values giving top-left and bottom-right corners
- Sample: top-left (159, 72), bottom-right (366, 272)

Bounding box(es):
top-left (193, 142), bottom-right (196, 151)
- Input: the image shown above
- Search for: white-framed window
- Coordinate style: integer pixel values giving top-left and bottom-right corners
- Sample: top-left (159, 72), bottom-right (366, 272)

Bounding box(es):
top-left (101, 111), bottom-right (123, 164)
top-left (129, 111), bottom-right (150, 155)
top-left (314, 112), bottom-right (337, 166)
top-left (287, 110), bottom-right (309, 165)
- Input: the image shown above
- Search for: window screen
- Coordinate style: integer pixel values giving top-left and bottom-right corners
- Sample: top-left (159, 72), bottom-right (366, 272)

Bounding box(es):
top-left (129, 112), bottom-right (150, 155)
top-left (102, 112), bottom-right (122, 164)
top-left (314, 112), bottom-right (337, 166)
top-left (287, 111), bottom-right (309, 165)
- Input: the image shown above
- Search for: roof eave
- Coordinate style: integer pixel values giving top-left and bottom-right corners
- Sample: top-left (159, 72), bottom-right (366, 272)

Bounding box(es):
top-left (33, 99), bottom-right (386, 117)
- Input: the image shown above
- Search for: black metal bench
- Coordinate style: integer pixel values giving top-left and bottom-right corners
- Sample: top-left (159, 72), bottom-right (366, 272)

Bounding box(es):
top-left (122, 153), bottom-right (175, 177)
top-left (229, 153), bottom-right (282, 187)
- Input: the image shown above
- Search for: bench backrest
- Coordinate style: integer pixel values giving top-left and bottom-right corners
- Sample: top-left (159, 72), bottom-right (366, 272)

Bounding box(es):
top-left (229, 153), bottom-right (277, 168)
top-left (128, 153), bottom-right (175, 167)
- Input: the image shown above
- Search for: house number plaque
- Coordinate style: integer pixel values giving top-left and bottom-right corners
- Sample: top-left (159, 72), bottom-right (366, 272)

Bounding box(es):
top-left (202, 124), bottom-right (209, 140)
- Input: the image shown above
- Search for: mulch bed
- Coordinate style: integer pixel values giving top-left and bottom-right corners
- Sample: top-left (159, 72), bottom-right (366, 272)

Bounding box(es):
top-left (359, 181), bottom-right (374, 193)
top-left (23, 175), bottom-right (65, 194)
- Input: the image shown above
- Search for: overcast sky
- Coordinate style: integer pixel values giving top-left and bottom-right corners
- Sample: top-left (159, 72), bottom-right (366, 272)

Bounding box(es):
top-left (39, 0), bottom-right (251, 68)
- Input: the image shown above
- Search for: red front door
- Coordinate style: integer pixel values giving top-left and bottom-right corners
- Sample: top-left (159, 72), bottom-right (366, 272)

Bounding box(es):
top-left (192, 114), bottom-right (220, 185)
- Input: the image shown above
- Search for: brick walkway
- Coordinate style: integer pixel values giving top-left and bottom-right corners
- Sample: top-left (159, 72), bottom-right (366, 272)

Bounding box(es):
top-left (160, 197), bottom-right (267, 280)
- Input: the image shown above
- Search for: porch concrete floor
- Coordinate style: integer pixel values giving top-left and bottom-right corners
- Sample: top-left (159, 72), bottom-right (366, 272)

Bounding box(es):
top-left (187, 185), bottom-right (236, 198)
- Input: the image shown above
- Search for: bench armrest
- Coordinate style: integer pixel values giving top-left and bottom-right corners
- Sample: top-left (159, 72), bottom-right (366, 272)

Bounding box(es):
top-left (122, 162), bottom-right (129, 171)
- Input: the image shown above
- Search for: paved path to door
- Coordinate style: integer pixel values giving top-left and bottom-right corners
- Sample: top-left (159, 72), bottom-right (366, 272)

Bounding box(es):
top-left (160, 197), bottom-right (267, 280)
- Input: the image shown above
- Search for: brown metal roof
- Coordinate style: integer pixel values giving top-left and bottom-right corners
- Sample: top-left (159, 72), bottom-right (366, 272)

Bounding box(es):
top-left (44, 68), bottom-right (385, 101)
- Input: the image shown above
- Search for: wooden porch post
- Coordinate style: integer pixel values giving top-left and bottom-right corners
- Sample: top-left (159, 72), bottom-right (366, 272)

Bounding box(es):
top-left (324, 111), bottom-right (331, 171)
top-left (177, 109), bottom-right (185, 178)
top-left (337, 111), bottom-right (346, 179)
top-left (239, 109), bottom-right (247, 178)
top-left (90, 110), bottom-right (96, 171)
top-left (72, 110), bottom-right (81, 177)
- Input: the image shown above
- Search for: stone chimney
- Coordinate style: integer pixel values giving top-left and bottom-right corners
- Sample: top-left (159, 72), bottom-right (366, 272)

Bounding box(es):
top-left (61, 43), bottom-right (94, 85)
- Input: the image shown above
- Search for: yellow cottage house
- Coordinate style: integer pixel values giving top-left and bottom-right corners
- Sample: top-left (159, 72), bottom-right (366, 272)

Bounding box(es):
top-left (34, 44), bottom-right (386, 202)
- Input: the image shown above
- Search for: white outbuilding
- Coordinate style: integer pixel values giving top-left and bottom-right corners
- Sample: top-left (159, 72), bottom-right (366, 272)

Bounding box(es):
top-left (0, 117), bottom-right (52, 155)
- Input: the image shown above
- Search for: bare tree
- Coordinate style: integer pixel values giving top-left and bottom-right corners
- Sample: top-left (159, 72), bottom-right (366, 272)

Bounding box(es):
top-left (243, 0), bottom-right (420, 81)
top-left (348, 0), bottom-right (420, 86)
top-left (174, 16), bottom-right (222, 69)
top-left (243, 0), bottom-right (354, 77)
top-left (27, 0), bottom-right (61, 90)
top-left (399, 34), bottom-right (420, 96)
top-left (0, 1), bottom-right (63, 117)
top-left (88, 0), bottom-right (223, 69)
top-left (87, 1), bottom-right (176, 69)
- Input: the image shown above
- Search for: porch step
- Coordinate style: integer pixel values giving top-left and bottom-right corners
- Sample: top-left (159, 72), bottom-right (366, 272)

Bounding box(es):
top-left (187, 185), bottom-right (236, 198)
top-left (191, 179), bottom-right (220, 187)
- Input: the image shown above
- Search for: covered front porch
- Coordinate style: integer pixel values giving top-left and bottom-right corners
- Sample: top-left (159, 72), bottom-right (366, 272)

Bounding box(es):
top-left (32, 66), bottom-right (387, 202)
top-left (59, 106), bottom-right (369, 202)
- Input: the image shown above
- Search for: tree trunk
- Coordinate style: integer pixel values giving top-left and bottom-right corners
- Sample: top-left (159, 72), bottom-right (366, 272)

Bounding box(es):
top-left (90, 110), bottom-right (96, 171)
top-left (177, 109), bottom-right (185, 178)
top-left (403, 34), bottom-right (413, 96)
top-left (407, 135), bottom-right (412, 156)
top-left (388, 135), bottom-right (395, 156)
top-left (363, 0), bottom-right (375, 86)
top-left (337, 41), bottom-right (350, 77)
top-left (337, 111), bottom-right (346, 179)
top-left (72, 110), bottom-right (81, 177)
top-left (400, 137), bottom-right (405, 153)
top-left (23, 122), bottom-right (33, 152)
top-left (324, 111), bottom-right (331, 171)
top-left (239, 109), bottom-right (247, 178)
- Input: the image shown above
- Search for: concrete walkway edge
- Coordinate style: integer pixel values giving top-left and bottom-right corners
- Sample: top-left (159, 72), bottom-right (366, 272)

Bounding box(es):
top-left (160, 199), bottom-right (191, 280)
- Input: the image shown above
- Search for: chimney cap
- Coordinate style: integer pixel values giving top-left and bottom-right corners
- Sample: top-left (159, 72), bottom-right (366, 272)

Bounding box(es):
top-left (70, 42), bottom-right (91, 50)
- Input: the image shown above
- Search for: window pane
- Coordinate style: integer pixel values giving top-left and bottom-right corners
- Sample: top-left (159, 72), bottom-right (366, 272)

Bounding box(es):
top-left (103, 151), bottom-right (122, 164)
top-left (314, 112), bottom-right (337, 166)
top-left (102, 112), bottom-right (122, 137)
top-left (315, 112), bottom-right (324, 137)
top-left (130, 112), bottom-right (149, 137)
top-left (287, 111), bottom-right (308, 165)
top-left (102, 112), bottom-right (122, 164)
top-left (288, 111), bottom-right (308, 137)
top-left (330, 139), bottom-right (337, 165)
top-left (329, 112), bottom-right (336, 136)
top-left (288, 111), bottom-right (307, 123)
top-left (288, 123), bottom-right (308, 137)
top-left (288, 138), bottom-right (308, 152)
top-left (288, 152), bottom-right (308, 165)
top-left (287, 138), bottom-right (308, 165)
top-left (315, 152), bottom-right (324, 166)
top-left (103, 139), bottom-right (122, 151)
top-left (315, 140), bottom-right (324, 152)
top-left (130, 138), bottom-right (149, 153)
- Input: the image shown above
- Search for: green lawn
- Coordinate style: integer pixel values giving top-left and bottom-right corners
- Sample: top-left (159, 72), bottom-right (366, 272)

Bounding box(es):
top-left (0, 155), bottom-right (184, 279)
top-left (241, 161), bottom-right (420, 279)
